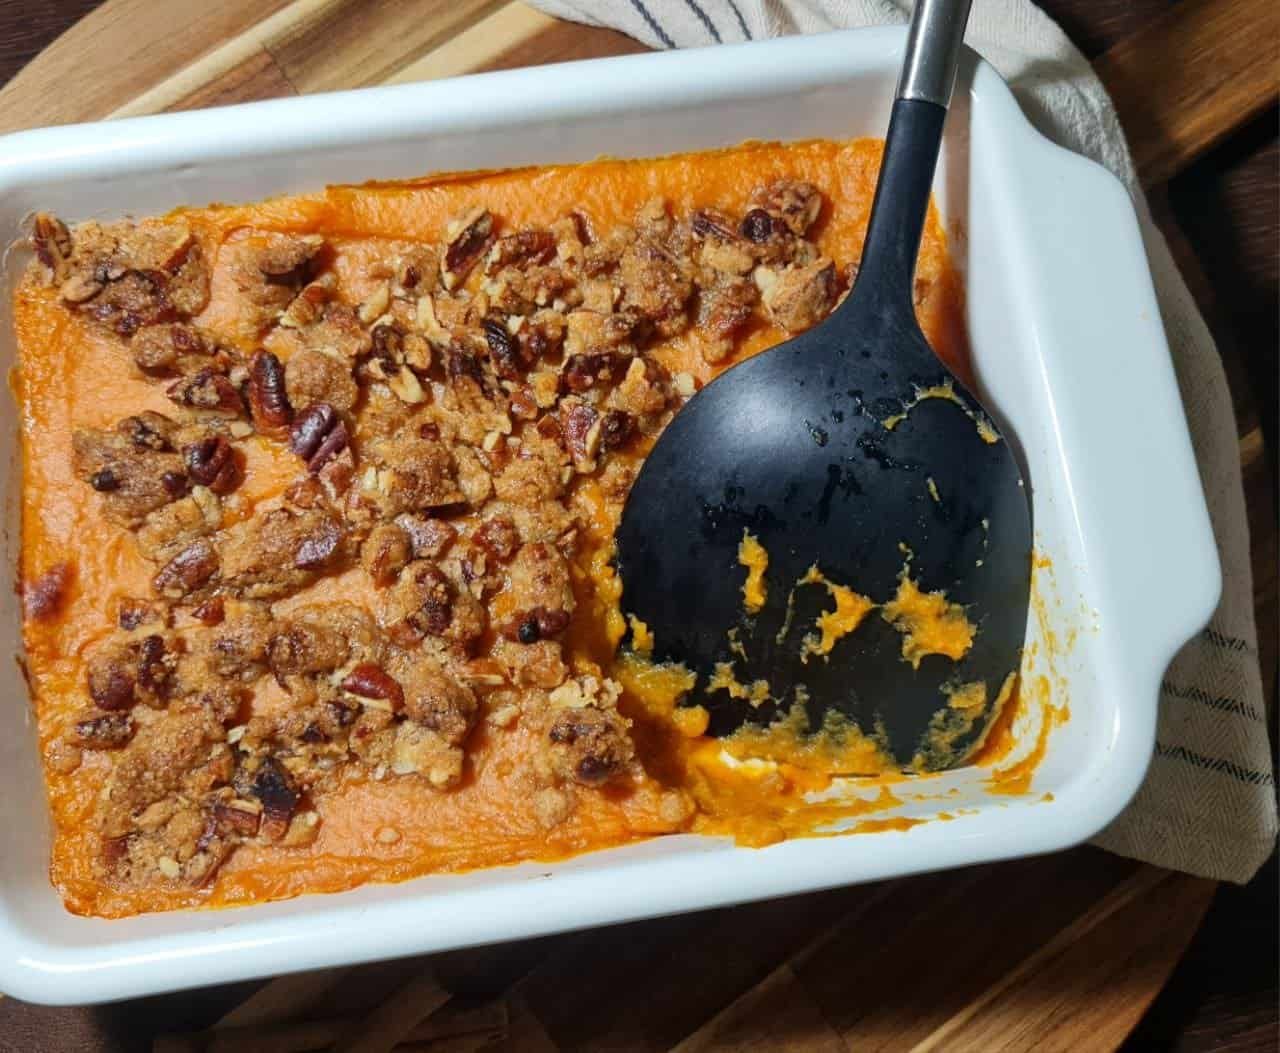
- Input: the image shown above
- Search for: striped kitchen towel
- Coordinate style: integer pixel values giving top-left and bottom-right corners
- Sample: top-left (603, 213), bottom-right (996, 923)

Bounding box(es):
top-left (527, 0), bottom-right (1277, 883)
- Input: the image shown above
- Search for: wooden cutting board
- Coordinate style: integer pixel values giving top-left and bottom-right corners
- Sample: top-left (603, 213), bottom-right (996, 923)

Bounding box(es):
top-left (0, 1), bottom-right (1272, 1050)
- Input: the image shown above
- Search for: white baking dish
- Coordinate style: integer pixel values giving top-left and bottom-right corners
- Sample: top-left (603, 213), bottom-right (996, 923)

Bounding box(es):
top-left (0, 27), bottom-right (1218, 1004)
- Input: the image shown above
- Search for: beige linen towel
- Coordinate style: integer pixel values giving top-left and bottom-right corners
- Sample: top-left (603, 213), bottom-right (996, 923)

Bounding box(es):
top-left (528, 0), bottom-right (1277, 883)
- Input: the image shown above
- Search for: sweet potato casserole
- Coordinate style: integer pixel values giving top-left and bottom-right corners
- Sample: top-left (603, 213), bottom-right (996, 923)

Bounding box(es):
top-left (14, 139), bottom-right (969, 917)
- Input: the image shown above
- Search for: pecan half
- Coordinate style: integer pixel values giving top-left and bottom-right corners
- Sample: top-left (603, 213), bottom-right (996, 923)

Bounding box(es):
top-left (248, 350), bottom-right (292, 436)
top-left (341, 663), bottom-right (405, 712)
top-left (184, 435), bottom-right (239, 494)
top-left (441, 208), bottom-right (494, 290)
top-left (289, 402), bottom-right (349, 474)
top-left (31, 213), bottom-right (72, 281)
top-left (153, 539), bottom-right (219, 598)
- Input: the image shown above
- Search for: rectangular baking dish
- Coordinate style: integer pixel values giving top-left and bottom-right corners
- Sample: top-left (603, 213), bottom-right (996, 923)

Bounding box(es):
top-left (0, 27), bottom-right (1218, 1004)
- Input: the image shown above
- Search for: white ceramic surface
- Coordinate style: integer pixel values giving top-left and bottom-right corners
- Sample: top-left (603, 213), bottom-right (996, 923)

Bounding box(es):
top-left (0, 27), bottom-right (1219, 1005)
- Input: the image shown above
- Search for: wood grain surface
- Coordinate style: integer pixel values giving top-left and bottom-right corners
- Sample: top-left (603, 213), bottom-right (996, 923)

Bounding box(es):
top-left (0, 0), bottom-right (1274, 1050)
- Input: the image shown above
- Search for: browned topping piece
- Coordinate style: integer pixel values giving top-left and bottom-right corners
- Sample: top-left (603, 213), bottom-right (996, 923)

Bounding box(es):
top-left (361, 522), bottom-right (412, 587)
top-left (72, 418), bottom-right (189, 528)
top-left (183, 435), bottom-right (240, 495)
top-left (247, 350), bottom-right (293, 436)
top-left (756, 258), bottom-right (837, 333)
top-left (87, 633), bottom-right (175, 710)
top-left (474, 515), bottom-right (519, 561)
top-left (691, 207), bottom-right (756, 276)
top-left (504, 542), bottom-right (574, 643)
top-left (364, 435), bottom-right (464, 515)
top-left (167, 368), bottom-right (244, 418)
top-left (386, 560), bottom-right (453, 640)
top-left (52, 219), bottom-right (210, 333)
top-left (131, 322), bottom-right (226, 376)
top-left (697, 274), bottom-right (759, 364)
top-left (217, 506), bottom-right (348, 599)
top-left (211, 798), bottom-right (262, 838)
top-left (441, 207), bottom-right (494, 290)
top-left (289, 402), bottom-right (349, 474)
top-left (546, 703), bottom-right (634, 786)
top-left (364, 322), bottom-right (429, 404)
top-left (285, 348), bottom-right (359, 414)
top-left (256, 233), bottom-right (324, 278)
top-left (134, 488), bottom-right (221, 564)
top-left (71, 711), bottom-right (136, 750)
top-left (23, 563), bottom-right (72, 622)
top-left (396, 658), bottom-right (476, 744)
top-left (268, 612), bottom-right (350, 679)
top-left (396, 514), bottom-right (457, 560)
top-left (204, 606), bottom-right (273, 680)
top-left (750, 179), bottom-right (823, 237)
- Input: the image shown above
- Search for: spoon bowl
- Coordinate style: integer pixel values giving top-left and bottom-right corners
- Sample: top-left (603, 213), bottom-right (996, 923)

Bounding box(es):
top-left (614, 0), bottom-right (1032, 768)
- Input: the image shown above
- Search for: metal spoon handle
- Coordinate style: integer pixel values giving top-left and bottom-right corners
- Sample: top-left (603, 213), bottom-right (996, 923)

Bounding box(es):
top-left (843, 0), bottom-right (972, 326)
top-left (897, 0), bottom-right (972, 108)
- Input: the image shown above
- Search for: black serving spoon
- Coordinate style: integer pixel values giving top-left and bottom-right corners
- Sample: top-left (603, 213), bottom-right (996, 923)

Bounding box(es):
top-left (614, 0), bottom-right (1032, 770)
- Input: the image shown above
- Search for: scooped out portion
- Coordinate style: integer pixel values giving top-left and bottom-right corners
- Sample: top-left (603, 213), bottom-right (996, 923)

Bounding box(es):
top-left (16, 138), bottom-right (972, 918)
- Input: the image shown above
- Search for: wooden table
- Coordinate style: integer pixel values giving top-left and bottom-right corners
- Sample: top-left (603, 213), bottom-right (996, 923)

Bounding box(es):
top-left (0, 2), bottom-right (1274, 1050)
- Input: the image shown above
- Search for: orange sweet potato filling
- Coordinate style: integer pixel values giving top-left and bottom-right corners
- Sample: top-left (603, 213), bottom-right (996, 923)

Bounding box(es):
top-left (16, 139), bottom-right (970, 917)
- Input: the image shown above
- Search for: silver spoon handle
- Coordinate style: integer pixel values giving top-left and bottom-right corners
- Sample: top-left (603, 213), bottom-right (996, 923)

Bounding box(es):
top-left (896, 0), bottom-right (972, 108)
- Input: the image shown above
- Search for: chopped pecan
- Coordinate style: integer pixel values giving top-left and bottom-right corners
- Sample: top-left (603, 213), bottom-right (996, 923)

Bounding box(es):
top-left (212, 798), bottom-right (262, 838)
top-left (167, 368), bottom-right (243, 417)
top-left (294, 518), bottom-right (344, 569)
top-left (396, 514), bottom-right (456, 559)
top-left (289, 402), bottom-right (349, 474)
top-left (756, 259), bottom-right (837, 333)
top-left (72, 711), bottom-right (135, 750)
top-left (118, 597), bottom-right (167, 631)
top-left (341, 663), bottom-right (405, 713)
top-left (257, 233), bottom-right (324, 277)
top-left (184, 435), bottom-right (240, 495)
top-left (546, 705), bottom-right (634, 786)
top-left (485, 229), bottom-right (556, 273)
top-left (562, 350), bottom-right (624, 393)
top-left (31, 213), bottom-right (72, 281)
top-left (248, 350), bottom-right (292, 436)
top-left (441, 208), bottom-right (494, 290)
top-left (598, 409), bottom-right (634, 451)
top-left (361, 522), bottom-right (412, 586)
top-left (560, 401), bottom-right (600, 464)
top-left (239, 757), bottom-right (299, 841)
top-left (750, 179), bottom-right (823, 236)
top-left (153, 539), bottom-right (219, 599)
top-left (483, 317), bottom-right (523, 379)
top-left (23, 563), bottom-right (72, 622)
top-left (474, 516), bottom-right (519, 561)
